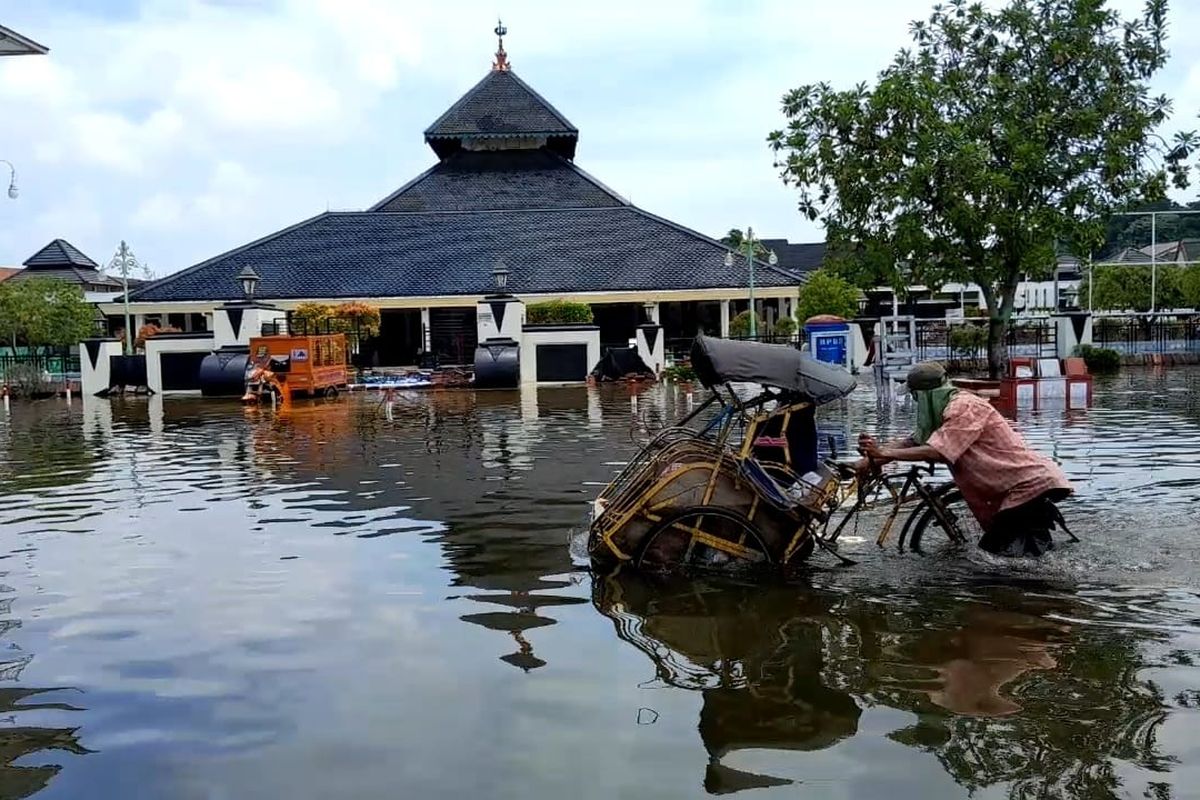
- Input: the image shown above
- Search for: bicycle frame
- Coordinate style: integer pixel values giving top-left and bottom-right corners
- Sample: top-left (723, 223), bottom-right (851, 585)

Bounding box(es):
top-left (821, 463), bottom-right (968, 551)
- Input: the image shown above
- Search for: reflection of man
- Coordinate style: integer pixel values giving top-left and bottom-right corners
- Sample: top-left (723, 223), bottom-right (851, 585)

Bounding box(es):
top-left (855, 362), bottom-right (1073, 556)
top-left (905, 608), bottom-right (1067, 717)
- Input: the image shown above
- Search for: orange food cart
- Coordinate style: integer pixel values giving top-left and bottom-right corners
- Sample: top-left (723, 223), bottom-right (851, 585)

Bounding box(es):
top-left (246, 333), bottom-right (349, 399)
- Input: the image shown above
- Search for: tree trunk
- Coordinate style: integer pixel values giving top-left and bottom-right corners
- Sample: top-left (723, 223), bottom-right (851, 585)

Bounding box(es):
top-left (986, 279), bottom-right (1020, 380)
top-left (987, 315), bottom-right (1008, 380)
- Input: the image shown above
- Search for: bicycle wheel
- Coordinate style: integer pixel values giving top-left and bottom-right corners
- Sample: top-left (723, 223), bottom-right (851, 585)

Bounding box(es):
top-left (635, 506), bottom-right (772, 571)
top-left (906, 488), bottom-right (979, 552)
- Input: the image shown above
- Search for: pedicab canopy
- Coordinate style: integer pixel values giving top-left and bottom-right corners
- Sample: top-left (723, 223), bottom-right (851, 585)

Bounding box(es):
top-left (690, 335), bottom-right (856, 404)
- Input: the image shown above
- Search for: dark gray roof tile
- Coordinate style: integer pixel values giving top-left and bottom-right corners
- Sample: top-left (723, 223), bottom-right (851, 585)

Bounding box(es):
top-left (23, 238), bottom-right (99, 269)
top-left (130, 208), bottom-right (800, 303)
top-left (371, 150), bottom-right (624, 212)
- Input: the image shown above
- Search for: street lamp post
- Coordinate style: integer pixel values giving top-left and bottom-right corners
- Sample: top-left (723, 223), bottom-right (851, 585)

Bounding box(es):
top-left (0, 160), bottom-right (18, 199)
top-left (108, 241), bottom-right (141, 355)
top-left (724, 226), bottom-right (778, 338)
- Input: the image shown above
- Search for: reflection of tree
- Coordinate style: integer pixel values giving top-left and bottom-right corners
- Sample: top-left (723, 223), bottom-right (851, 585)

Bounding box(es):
top-left (0, 688), bottom-right (90, 800)
top-left (594, 572), bottom-right (1175, 798)
top-left (0, 407), bottom-right (97, 493)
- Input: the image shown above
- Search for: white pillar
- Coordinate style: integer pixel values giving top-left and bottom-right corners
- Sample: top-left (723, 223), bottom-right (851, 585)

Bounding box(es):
top-left (421, 307), bottom-right (432, 351)
top-left (646, 302), bottom-right (660, 324)
top-left (719, 300), bottom-right (731, 338)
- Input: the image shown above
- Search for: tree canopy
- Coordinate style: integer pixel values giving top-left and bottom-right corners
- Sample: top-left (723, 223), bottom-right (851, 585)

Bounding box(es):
top-left (720, 229), bottom-right (768, 258)
top-left (0, 278), bottom-right (97, 352)
top-left (770, 0), bottom-right (1194, 375)
top-left (795, 269), bottom-right (860, 322)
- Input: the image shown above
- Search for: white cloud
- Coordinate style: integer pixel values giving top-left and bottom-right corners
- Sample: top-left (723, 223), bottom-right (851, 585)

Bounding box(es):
top-left (0, 0), bottom-right (1198, 273)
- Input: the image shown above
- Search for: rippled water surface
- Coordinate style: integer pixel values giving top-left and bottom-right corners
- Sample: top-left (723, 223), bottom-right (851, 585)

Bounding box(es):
top-left (0, 368), bottom-right (1198, 799)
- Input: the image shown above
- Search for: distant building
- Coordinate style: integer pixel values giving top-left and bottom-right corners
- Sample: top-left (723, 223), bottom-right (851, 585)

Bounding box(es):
top-left (757, 239), bottom-right (826, 279)
top-left (0, 267), bottom-right (20, 282)
top-left (0, 23), bottom-right (48, 56)
top-left (862, 256), bottom-right (1084, 319)
top-left (8, 239), bottom-right (158, 336)
top-left (119, 27), bottom-right (803, 365)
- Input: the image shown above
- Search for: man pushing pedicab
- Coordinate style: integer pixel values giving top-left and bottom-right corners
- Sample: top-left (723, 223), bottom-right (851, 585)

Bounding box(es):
top-left (854, 362), bottom-right (1073, 556)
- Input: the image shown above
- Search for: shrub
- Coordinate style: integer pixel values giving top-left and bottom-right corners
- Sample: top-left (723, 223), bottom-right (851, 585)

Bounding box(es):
top-left (134, 323), bottom-right (181, 350)
top-left (4, 363), bottom-right (52, 398)
top-left (948, 323), bottom-right (987, 356)
top-left (729, 310), bottom-right (766, 337)
top-left (1074, 344), bottom-right (1120, 373)
top-left (526, 300), bottom-right (594, 325)
top-left (773, 316), bottom-right (798, 338)
top-left (662, 362), bottom-right (696, 383)
top-left (795, 269), bottom-right (860, 322)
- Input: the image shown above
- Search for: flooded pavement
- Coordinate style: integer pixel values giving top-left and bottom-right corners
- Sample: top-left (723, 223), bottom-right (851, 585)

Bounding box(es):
top-left (0, 367), bottom-right (1198, 799)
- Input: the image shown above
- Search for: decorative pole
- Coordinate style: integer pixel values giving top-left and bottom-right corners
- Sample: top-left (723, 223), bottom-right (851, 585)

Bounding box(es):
top-left (745, 227), bottom-right (756, 337)
top-left (108, 241), bottom-right (139, 355)
top-left (724, 227), bottom-right (777, 339)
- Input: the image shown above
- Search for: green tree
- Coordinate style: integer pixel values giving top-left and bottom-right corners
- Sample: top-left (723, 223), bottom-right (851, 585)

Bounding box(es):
top-left (720, 229), bottom-right (768, 258)
top-left (1181, 266), bottom-right (1200, 308)
top-left (1081, 264), bottom-right (1185, 311)
top-left (729, 310), bottom-right (765, 337)
top-left (770, 0), bottom-right (1194, 377)
top-left (0, 281), bottom-right (38, 351)
top-left (795, 269), bottom-right (860, 322)
top-left (0, 278), bottom-right (96, 354)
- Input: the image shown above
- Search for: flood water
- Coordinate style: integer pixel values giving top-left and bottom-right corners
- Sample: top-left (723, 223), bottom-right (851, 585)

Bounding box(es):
top-left (0, 368), bottom-right (1198, 799)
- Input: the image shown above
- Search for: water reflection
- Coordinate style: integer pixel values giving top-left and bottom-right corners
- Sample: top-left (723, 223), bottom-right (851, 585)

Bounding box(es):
top-left (0, 370), bottom-right (1196, 798)
top-left (594, 568), bottom-right (1188, 798)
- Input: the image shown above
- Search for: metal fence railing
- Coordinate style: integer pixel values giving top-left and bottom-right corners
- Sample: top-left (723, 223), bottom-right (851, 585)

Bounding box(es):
top-left (1092, 314), bottom-right (1200, 354)
top-left (910, 317), bottom-right (1057, 368)
top-left (0, 352), bottom-right (81, 382)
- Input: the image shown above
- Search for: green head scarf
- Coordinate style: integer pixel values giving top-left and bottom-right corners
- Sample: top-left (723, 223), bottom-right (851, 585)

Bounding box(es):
top-left (907, 362), bottom-right (957, 445)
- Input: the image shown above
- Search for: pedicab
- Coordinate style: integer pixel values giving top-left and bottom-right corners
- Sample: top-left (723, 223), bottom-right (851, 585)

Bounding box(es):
top-left (587, 335), bottom-right (858, 572)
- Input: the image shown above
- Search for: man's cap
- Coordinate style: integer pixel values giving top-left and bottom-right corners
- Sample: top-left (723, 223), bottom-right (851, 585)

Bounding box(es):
top-left (906, 361), bottom-right (947, 391)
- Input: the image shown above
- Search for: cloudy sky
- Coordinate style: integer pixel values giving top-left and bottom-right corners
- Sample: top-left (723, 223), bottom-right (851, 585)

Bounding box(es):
top-left (1, 0), bottom-right (1198, 276)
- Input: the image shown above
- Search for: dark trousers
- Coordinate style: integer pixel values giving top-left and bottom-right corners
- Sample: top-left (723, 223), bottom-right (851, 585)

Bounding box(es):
top-left (978, 489), bottom-right (1071, 557)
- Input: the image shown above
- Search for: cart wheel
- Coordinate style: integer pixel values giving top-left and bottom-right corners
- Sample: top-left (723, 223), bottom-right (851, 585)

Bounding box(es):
top-left (906, 488), bottom-right (977, 552)
top-left (635, 506), bottom-right (772, 571)
top-left (324, 386), bottom-right (339, 399)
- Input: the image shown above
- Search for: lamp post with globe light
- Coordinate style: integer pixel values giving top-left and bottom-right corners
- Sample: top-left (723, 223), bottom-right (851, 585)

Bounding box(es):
top-left (1, 160), bottom-right (18, 199)
top-left (724, 227), bottom-right (778, 338)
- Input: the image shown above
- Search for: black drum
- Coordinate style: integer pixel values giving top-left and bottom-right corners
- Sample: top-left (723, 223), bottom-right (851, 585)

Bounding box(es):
top-left (199, 347), bottom-right (251, 397)
top-left (473, 338), bottom-right (519, 389)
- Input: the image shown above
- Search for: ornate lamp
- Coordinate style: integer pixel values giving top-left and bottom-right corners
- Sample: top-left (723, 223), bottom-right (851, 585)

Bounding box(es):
top-left (492, 259), bottom-right (510, 293)
top-left (237, 265), bottom-right (261, 300)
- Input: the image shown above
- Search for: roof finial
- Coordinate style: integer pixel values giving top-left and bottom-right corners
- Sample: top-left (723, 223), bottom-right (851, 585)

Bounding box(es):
top-left (492, 18), bottom-right (510, 71)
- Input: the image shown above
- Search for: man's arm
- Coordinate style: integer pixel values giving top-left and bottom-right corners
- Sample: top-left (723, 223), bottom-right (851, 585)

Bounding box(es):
top-left (853, 434), bottom-right (943, 473)
top-left (863, 441), bottom-right (945, 465)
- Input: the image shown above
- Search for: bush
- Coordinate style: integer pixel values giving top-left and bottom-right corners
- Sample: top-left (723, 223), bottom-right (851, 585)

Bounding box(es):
top-left (526, 300), bottom-right (594, 325)
top-left (729, 310), bottom-right (766, 337)
top-left (134, 323), bottom-right (181, 350)
top-left (662, 362), bottom-right (696, 383)
top-left (795, 269), bottom-right (860, 322)
top-left (3, 363), bottom-right (53, 398)
top-left (1074, 344), bottom-right (1121, 373)
top-left (948, 323), bottom-right (988, 355)
top-left (773, 317), bottom-right (798, 338)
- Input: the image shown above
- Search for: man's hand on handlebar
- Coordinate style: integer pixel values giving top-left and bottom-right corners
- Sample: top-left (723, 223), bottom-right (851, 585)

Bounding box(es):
top-left (854, 433), bottom-right (945, 473)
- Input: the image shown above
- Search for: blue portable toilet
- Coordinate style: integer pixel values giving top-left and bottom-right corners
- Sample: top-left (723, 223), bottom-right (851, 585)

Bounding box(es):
top-left (805, 318), bottom-right (852, 370)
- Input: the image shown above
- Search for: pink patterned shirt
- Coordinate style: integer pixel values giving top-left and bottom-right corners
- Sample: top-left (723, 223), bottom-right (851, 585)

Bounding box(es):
top-left (926, 392), bottom-right (1072, 531)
